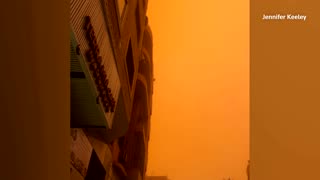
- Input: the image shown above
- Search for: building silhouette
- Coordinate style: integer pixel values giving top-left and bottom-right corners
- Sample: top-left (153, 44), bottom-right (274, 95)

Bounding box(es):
top-left (145, 176), bottom-right (169, 180)
top-left (70, 0), bottom-right (153, 180)
top-left (247, 160), bottom-right (250, 180)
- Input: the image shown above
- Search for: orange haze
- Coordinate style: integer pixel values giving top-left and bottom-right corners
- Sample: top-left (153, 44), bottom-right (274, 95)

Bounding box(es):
top-left (146, 1), bottom-right (249, 180)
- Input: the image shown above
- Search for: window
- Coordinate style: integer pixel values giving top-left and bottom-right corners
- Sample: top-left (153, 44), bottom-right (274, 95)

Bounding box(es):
top-left (85, 150), bottom-right (106, 180)
top-left (126, 40), bottom-right (135, 87)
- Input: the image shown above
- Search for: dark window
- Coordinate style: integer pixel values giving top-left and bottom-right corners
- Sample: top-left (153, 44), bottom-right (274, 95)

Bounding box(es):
top-left (85, 150), bottom-right (106, 180)
top-left (126, 40), bottom-right (134, 87)
top-left (70, 72), bottom-right (86, 79)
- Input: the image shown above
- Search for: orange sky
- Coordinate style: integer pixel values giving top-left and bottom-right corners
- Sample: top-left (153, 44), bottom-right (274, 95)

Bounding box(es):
top-left (146, 1), bottom-right (249, 180)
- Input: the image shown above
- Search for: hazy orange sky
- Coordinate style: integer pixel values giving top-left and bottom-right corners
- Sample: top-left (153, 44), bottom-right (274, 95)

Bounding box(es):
top-left (145, 1), bottom-right (249, 180)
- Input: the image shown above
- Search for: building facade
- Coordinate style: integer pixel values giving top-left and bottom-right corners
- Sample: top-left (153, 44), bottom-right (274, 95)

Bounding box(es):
top-left (70, 0), bottom-right (153, 180)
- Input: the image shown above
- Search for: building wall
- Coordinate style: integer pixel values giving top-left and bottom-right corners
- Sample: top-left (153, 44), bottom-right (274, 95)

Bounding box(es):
top-left (127, 168), bottom-right (143, 180)
top-left (105, 0), bottom-right (149, 121)
top-left (70, 0), bottom-right (121, 128)
top-left (70, 0), bottom-right (153, 180)
top-left (103, 2), bottom-right (154, 178)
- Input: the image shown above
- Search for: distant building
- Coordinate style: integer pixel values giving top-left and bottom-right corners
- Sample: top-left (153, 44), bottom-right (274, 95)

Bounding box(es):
top-left (145, 176), bottom-right (169, 180)
top-left (247, 160), bottom-right (250, 180)
top-left (70, 0), bottom-right (153, 180)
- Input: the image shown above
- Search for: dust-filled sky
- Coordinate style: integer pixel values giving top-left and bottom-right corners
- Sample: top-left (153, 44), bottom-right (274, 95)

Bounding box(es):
top-left (146, 1), bottom-right (249, 180)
